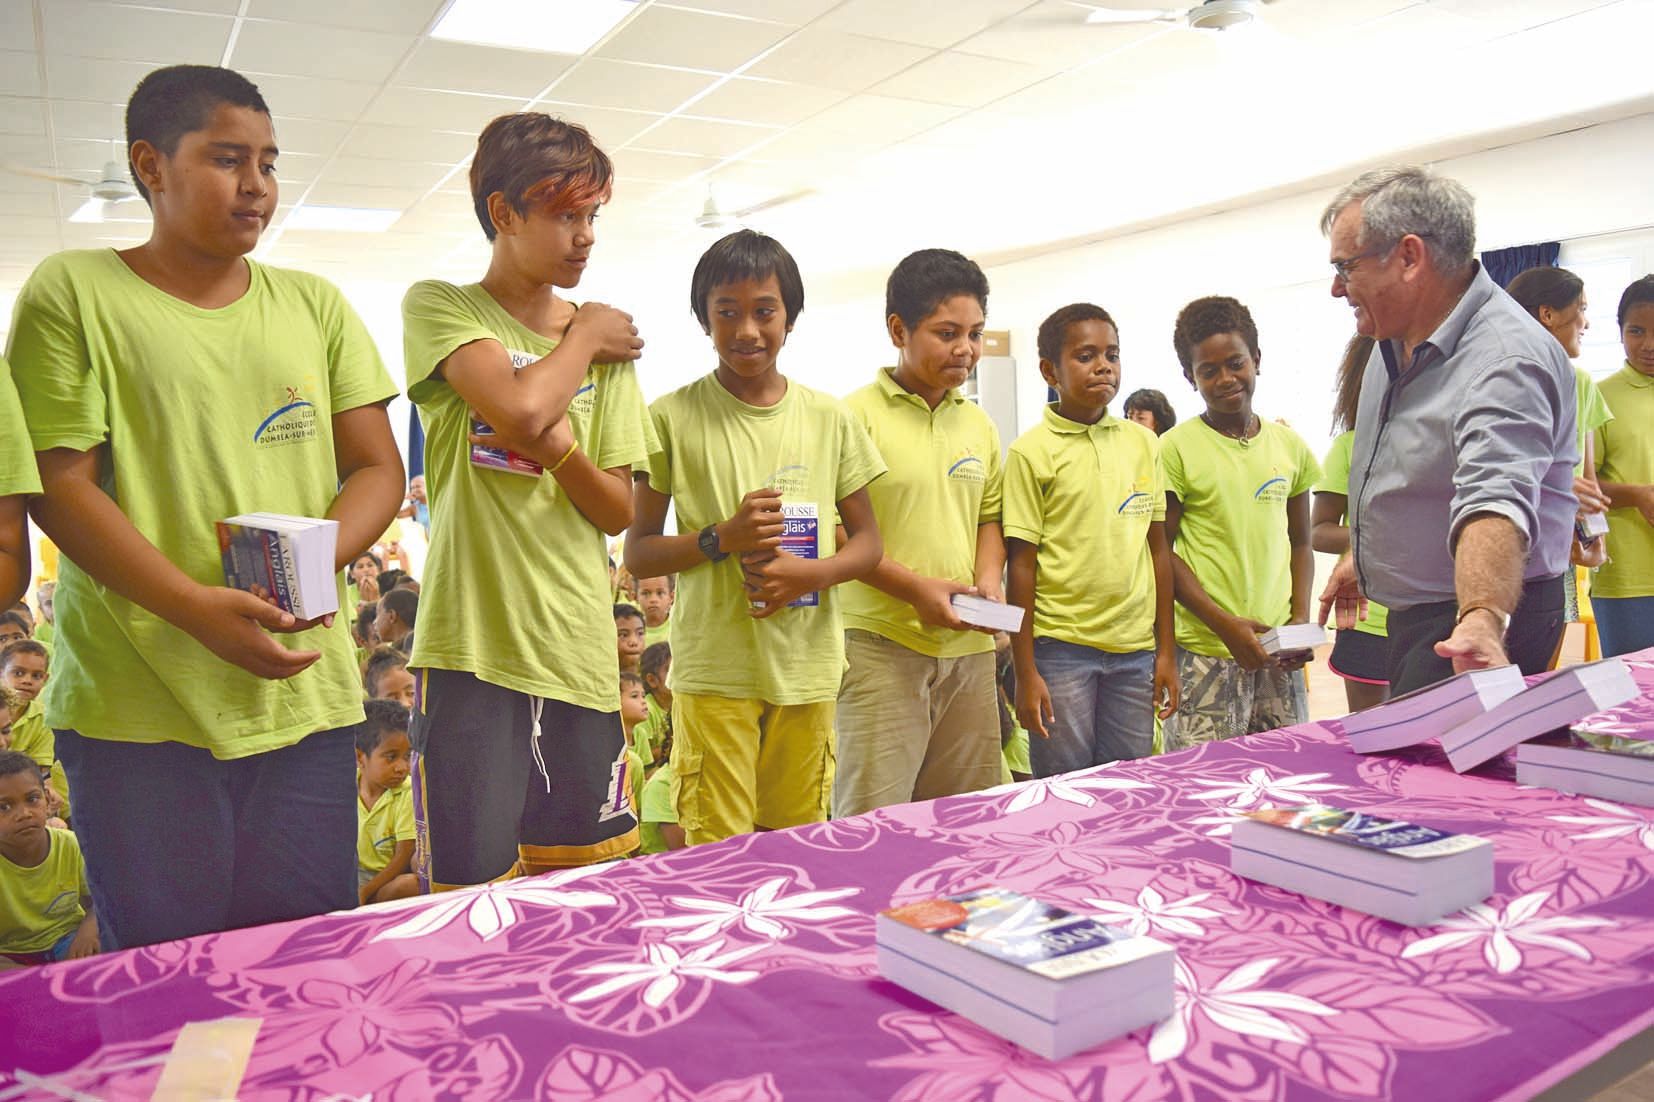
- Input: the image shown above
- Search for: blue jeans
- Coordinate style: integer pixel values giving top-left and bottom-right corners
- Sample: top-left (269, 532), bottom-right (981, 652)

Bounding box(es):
top-left (56, 727), bottom-right (357, 951)
top-left (1594, 595), bottom-right (1654, 658)
top-left (1029, 639), bottom-right (1155, 778)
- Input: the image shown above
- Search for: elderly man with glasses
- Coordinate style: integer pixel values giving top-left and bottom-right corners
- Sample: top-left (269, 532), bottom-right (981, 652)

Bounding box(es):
top-left (1316, 166), bottom-right (1576, 695)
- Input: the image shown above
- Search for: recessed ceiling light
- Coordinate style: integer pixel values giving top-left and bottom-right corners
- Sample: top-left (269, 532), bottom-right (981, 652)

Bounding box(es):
top-left (283, 205), bottom-right (403, 232)
top-left (431, 0), bottom-right (640, 55)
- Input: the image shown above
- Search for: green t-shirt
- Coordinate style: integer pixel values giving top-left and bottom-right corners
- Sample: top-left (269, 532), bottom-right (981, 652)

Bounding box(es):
top-left (357, 782), bottom-right (414, 877)
top-left (1003, 406), bottom-right (1165, 654)
top-left (1162, 417), bottom-right (1320, 658)
top-left (1575, 366), bottom-right (1614, 477)
top-left (1316, 431), bottom-right (1389, 637)
top-left (647, 374), bottom-right (886, 705)
top-left (403, 281), bottom-right (656, 710)
top-left (841, 370), bottom-right (1003, 658)
top-left (644, 617), bottom-right (670, 649)
top-left (0, 828), bottom-right (85, 954)
top-left (7, 250), bottom-right (395, 758)
top-left (1594, 364), bottom-right (1654, 598)
top-left (638, 760), bottom-right (676, 855)
top-left (0, 355), bottom-right (41, 498)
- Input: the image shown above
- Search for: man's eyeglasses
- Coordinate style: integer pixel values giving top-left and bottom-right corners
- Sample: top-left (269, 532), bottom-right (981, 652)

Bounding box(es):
top-left (1331, 246), bottom-right (1390, 281)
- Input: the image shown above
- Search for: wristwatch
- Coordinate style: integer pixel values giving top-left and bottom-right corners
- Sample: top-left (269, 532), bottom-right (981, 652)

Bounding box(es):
top-left (698, 524), bottom-right (728, 562)
top-left (1455, 604), bottom-right (1510, 633)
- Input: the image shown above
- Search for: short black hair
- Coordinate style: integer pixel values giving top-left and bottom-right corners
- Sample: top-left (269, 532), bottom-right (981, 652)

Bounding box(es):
top-left (1037, 303), bottom-right (1117, 366)
top-left (1506, 266), bottom-right (1584, 320)
top-left (126, 65), bottom-right (270, 203)
top-left (641, 641), bottom-right (671, 683)
top-left (885, 249), bottom-right (989, 331)
top-left (1618, 274), bottom-right (1654, 328)
top-left (690, 229), bottom-right (804, 331)
top-left (379, 587), bottom-right (418, 630)
top-left (362, 646), bottom-right (409, 697)
top-left (0, 610), bottom-right (29, 635)
top-left (378, 568), bottom-right (406, 592)
top-left (0, 749), bottom-right (43, 787)
top-left (613, 603), bottom-right (644, 626)
top-left (0, 639), bottom-right (48, 670)
top-left (355, 698), bottom-right (410, 756)
top-left (1121, 389), bottom-right (1177, 434)
top-left (620, 670), bottom-right (646, 691)
top-left (1173, 296), bottom-right (1260, 377)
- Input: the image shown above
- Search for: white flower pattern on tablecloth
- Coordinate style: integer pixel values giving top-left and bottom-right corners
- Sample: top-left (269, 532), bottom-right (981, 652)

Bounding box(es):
top-left (1400, 891), bottom-right (1615, 974)
top-left (1548, 799), bottom-right (1654, 850)
top-left (369, 862), bottom-right (617, 943)
top-left (634, 876), bottom-right (860, 943)
top-left (568, 939), bottom-right (762, 1009)
top-left (1149, 957), bottom-right (1340, 1064)
top-left (982, 764), bottom-right (1153, 813)
top-left (1084, 885), bottom-right (1227, 939)
top-left (1189, 767), bottom-right (1343, 809)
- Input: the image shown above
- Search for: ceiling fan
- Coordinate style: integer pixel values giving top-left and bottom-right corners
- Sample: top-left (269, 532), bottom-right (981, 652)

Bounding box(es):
top-left (694, 183), bottom-right (816, 231)
top-left (1, 145), bottom-right (147, 224)
top-left (1063, 0), bottom-right (1277, 32)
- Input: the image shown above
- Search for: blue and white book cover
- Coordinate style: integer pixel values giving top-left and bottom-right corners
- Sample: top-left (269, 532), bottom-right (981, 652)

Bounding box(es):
top-left (1243, 805), bottom-right (1486, 859)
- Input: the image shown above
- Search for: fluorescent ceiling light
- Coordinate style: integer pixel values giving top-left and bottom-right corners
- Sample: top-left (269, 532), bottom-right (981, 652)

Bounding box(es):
top-left (283, 205), bottom-right (403, 232)
top-left (432, 0), bottom-right (639, 55)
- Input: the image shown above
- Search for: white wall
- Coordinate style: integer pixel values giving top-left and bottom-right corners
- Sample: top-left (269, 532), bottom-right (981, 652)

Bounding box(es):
top-left (984, 111), bottom-right (1654, 454)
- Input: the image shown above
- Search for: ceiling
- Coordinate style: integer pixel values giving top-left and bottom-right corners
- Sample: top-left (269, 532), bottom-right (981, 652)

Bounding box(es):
top-left (0, 0), bottom-right (1649, 299)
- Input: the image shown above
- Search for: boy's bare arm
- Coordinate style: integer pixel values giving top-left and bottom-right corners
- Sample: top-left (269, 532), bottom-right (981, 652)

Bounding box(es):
top-left (439, 303), bottom-right (639, 442)
top-left (1005, 538), bottom-right (1052, 738)
top-left (1310, 492), bottom-right (1350, 556)
top-left (1286, 491), bottom-right (1314, 624)
top-left (480, 417), bottom-right (633, 535)
top-left (0, 496), bottom-right (28, 609)
top-left (31, 447), bottom-right (320, 679)
top-left (1165, 492), bottom-right (1273, 671)
top-left (1148, 520), bottom-right (1180, 719)
top-left (626, 481), bottom-right (785, 579)
top-left (328, 403), bottom-right (405, 570)
top-left (974, 521), bottom-right (1006, 600)
top-left (68, 898), bottom-right (98, 958)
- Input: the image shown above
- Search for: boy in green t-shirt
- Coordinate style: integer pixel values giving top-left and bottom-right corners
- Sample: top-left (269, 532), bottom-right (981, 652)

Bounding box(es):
top-left (1592, 276), bottom-right (1654, 656)
top-left (355, 700), bottom-right (417, 905)
top-left (614, 603), bottom-right (645, 674)
top-left (634, 641), bottom-right (672, 767)
top-left (7, 66), bottom-right (403, 949)
top-left (1161, 297), bottom-right (1319, 748)
top-left (0, 751), bottom-right (97, 967)
top-left (402, 113), bottom-right (651, 889)
top-left (627, 230), bottom-right (885, 846)
top-left (637, 575), bottom-right (674, 647)
top-left (835, 249), bottom-right (1006, 815)
top-left (1006, 304), bottom-right (1177, 777)
top-left (0, 357), bottom-right (38, 611)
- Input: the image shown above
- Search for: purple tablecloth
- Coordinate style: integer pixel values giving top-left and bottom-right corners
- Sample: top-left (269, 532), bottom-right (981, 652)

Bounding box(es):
top-left (4, 653), bottom-right (1654, 1101)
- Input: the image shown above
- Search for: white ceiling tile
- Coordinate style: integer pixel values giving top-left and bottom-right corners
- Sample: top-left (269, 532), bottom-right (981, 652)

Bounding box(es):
top-left (745, 29), bottom-right (932, 92)
top-left (871, 49), bottom-right (1043, 108)
top-left (43, 56), bottom-right (155, 106)
top-left (534, 105), bottom-right (666, 150)
top-left (53, 140), bottom-right (122, 176)
top-left (272, 151), bottom-right (327, 187)
top-left (42, 2), bottom-right (230, 64)
top-left (0, 98), bottom-right (48, 137)
top-left (348, 124), bottom-right (477, 164)
top-left (245, 0), bottom-right (442, 34)
top-left (630, 116), bottom-right (777, 159)
top-left (239, 72), bottom-right (383, 123)
top-left (685, 77), bottom-right (847, 127)
top-left (961, 2), bottom-right (1168, 68)
top-left (321, 156), bottom-right (455, 192)
top-left (360, 88), bottom-right (526, 134)
top-left (746, 122), bottom-right (886, 163)
top-left (655, 0), bottom-right (840, 23)
top-left (107, 0), bottom-right (244, 14)
top-left (50, 100), bottom-right (126, 142)
top-left (610, 149), bottom-right (720, 183)
top-left (297, 182), bottom-right (427, 209)
top-left (815, 0), bottom-right (1033, 49)
top-left (397, 39), bottom-right (574, 99)
top-left (595, 7), bottom-right (793, 71)
top-left (0, 3), bottom-right (33, 41)
top-left (0, 190), bottom-right (56, 217)
top-left (268, 116), bottom-right (350, 157)
top-left (544, 59), bottom-right (720, 113)
top-left (809, 94), bottom-right (962, 141)
top-left (230, 19), bottom-right (413, 84)
top-left (391, 197), bottom-right (483, 236)
top-left (0, 51), bottom-right (39, 97)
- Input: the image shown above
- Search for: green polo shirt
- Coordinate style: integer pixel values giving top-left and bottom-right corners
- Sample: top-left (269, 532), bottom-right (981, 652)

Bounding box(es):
top-left (1594, 363), bottom-right (1654, 598)
top-left (840, 369), bottom-right (1003, 658)
top-left (1003, 405), bottom-right (1164, 654)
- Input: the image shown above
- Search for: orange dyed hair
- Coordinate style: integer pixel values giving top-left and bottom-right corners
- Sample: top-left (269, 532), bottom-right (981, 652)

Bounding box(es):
top-left (470, 113), bottom-right (613, 242)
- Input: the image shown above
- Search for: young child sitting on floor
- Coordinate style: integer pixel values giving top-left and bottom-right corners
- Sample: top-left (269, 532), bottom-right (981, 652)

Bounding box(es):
top-left (0, 750), bottom-right (97, 967)
top-left (620, 670), bottom-right (650, 836)
top-left (2, 641), bottom-right (66, 824)
top-left (614, 603), bottom-right (646, 674)
top-left (355, 700), bottom-right (418, 905)
top-left (634, 642), bottom-right (672, 766)
top-left (636, 575), bottom-right (675, 647)
top-left (363, 647), bottom-right (415, 709)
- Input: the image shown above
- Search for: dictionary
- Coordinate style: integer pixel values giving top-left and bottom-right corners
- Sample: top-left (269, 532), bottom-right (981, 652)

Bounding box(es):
top-left (1440, 659), bottom-right (1638, 773)
top-left (876, 887), bottom-right (1174, 1060)
top-left (217, 513), bottom-right (339, 621)
top-left (1230, 804), bottom-right (1493, 927)
top-left (1516, 728), bottom-right (1654, 807)
top-left (951, 594), bottom-right (1025, 633)
top-left (1260, 623), bottom-right (1327, 655)
top-left (1340, 665), bottom-right (1526, 754)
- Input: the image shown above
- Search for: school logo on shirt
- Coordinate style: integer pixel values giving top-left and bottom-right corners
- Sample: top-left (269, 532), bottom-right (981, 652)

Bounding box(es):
top-left (1117, 483), bottom-right (1155, 518)
top-left (946, 450), bottom-right (987, 484)
top-left (570, 378), bottom-right (597, 416)
top-left (1253, 472), bottom-right (1290, 507)
top-left (252, 384), bottom-right (319, 449)
top-left (41, 889), bottom-right (78, 919)
top-left (766, 464), bottom-right (811, 497)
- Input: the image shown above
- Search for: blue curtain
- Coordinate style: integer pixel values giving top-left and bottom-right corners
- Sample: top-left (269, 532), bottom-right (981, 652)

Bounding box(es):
top-left (1481, 241), bottom-right (1560, 289)
top-left (406, 405), bottom-right (424, 479)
